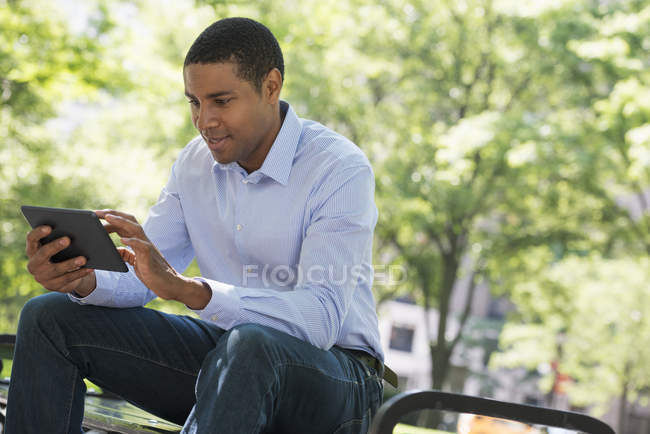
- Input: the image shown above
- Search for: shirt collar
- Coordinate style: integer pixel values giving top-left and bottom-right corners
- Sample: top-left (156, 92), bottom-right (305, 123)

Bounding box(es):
top-left (214, 100), bottom-right (301, 186)
top-left (256, 100), bottom-right (300, 186)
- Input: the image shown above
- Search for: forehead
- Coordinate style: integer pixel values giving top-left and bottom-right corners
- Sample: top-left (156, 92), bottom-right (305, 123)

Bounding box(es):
top-left (183, 62), bottom-right (249, 95)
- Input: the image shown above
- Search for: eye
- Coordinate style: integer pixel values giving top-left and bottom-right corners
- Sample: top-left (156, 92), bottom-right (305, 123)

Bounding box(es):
top-left (187, 100), bottom-right (199, 107)
top-left (215, 98), bottom-right (231, 105)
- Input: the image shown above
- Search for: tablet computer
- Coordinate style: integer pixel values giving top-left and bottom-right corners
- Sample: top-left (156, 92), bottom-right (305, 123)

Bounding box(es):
top-left (21, 205), bottom-right (128, 272)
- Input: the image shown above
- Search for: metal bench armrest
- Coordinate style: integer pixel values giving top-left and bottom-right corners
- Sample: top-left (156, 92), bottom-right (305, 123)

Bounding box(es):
top-left (369, 390), bottom-right (615, 434)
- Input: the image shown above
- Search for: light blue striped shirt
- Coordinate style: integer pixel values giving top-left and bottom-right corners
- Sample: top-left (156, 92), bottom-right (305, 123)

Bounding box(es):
top-left (69, 101), bottom-right (384, 361)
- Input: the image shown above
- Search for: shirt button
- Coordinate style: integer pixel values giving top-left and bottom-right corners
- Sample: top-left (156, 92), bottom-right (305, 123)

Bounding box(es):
top-left (210, 314), bottom-right (218, 322)
top-left (242, 179), bottom-right (248, 184)
top-left (236, 224), bottom-right (242, 231)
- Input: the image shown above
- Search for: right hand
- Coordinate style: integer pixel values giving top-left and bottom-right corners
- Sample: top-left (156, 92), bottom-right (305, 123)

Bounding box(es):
top-left (26, 225), bottom-right (96, 295)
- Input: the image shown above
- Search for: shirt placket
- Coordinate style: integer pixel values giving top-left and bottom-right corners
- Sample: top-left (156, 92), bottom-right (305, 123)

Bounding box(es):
top-left (233, 169), bottom-right (257, 285)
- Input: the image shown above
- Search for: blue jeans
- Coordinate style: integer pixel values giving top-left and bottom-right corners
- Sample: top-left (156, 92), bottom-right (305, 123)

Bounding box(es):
top-left (5, 292), bottom-right (383, 433)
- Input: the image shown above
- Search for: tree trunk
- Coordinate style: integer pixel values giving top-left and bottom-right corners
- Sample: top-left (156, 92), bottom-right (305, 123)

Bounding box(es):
top-left (421, 251), bottom-right (459, 430)
top-left (431, 251), bottom-right (458, 390)
top-left (618, 377), bottom-right (629, 434)
top-left (431, 342), bottom-right (451, 390)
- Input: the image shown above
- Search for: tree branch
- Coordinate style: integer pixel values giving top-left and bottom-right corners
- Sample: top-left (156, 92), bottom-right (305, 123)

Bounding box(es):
top-left (463, 156), bottom-right (506, 228)
top-left (503, 74), bottom-right (532, 112)
top-left (449, 268), bottom-right (480, 354)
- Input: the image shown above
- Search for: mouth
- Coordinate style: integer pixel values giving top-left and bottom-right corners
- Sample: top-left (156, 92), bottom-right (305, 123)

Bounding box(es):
top-left (204, 135), bottom-right (230, 152)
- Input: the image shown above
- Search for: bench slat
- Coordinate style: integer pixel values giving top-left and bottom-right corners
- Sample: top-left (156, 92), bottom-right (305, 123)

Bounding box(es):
top-left (0, 377), bottom-right (181, 433)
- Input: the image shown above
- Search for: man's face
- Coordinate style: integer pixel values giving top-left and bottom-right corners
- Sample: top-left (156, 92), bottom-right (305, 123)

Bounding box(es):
top-left (183, 62), bottom-right (278, 172)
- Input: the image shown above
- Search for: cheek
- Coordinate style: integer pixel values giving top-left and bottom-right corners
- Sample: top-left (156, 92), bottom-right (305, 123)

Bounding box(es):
top-left (230, 108), bottom-right (257, 134)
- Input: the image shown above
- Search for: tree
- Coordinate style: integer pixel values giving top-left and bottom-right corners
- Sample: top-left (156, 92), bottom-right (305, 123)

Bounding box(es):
top-left (568, 0), bottom-right (650, 254)
top-left (365, 0), bottom-right (611, 392)
top-left (0, 0), bottom-right (132, 331)
top-left (370, 0), bottom-right (650, 396)
top-left (491, 2), bottom-right (650, 429)
top-left (492, 255), bottom-right (650, 433)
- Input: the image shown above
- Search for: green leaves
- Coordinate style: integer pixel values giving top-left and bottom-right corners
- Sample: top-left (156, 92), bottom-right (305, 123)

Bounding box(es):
top-left (495, 255), bottom-right (650, 413)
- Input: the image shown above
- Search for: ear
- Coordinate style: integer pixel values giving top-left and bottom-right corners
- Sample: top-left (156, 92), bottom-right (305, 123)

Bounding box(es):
top-left (262, 68), bottom-right (283, 104)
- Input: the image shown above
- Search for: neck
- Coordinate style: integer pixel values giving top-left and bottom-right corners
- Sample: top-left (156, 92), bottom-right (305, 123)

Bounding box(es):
top-left (240, 102), bottom-right (284, 174)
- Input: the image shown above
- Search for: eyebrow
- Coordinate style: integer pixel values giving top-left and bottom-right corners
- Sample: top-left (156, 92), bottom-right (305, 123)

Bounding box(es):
top-left (184, 90), bottom-right (233, 99)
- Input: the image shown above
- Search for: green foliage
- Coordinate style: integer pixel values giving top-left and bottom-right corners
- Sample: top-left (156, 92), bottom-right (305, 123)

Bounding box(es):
top-left (493, 255), bottom-right (650, 415)
top-left (0, 0), bottom-right (132, 330)
top-left (488, 1), bottom-right (649, 414)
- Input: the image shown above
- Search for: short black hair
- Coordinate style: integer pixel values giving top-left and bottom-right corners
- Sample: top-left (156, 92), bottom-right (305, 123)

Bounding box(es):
top-left (184, 17), bottom-right (284, 92)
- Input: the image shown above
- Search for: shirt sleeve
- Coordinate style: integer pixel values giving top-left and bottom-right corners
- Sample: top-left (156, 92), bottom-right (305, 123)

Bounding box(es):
top-left (68, 159), bottom-right (195, 308)
top-left (190, 164), bottom-right (377, 351)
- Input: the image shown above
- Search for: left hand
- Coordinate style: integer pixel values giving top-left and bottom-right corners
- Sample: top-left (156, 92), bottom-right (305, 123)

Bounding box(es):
top-left (96, 209), bottom-right (186, 301)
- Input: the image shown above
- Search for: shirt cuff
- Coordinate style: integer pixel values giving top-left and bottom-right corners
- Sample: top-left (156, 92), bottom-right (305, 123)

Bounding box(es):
top-left (67, 270), bottom-right (112, 305)
top-left (190, 278), bottom-right (241, 329)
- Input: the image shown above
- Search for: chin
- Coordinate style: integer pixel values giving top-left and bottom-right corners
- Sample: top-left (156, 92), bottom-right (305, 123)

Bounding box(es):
top-left (210, 151), bottom-right (229, 163)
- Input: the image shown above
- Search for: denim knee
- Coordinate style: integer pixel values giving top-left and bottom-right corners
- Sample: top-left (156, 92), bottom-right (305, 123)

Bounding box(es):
top-left (203, 323), bottom-right (289, 376)
top-left (223, 323), bottom-right (283, 356)
top-left (17, 292), bottom-right (75, 336)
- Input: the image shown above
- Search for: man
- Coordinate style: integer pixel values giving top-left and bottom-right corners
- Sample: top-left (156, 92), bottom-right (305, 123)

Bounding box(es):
top-left (6, 17), bottom-right (392, 434)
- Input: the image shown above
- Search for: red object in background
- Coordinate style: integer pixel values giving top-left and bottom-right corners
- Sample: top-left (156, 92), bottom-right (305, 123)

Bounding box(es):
top-left (551, 360), bottom-right (572, 394)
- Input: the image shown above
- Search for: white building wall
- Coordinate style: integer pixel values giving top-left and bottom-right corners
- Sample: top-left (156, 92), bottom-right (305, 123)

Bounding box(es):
top-left (377, 298), bottom-right (539, 404)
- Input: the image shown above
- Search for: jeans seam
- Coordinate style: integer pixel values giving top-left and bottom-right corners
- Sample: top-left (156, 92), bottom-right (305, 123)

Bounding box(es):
top-left (332, 407), bottom-right (372, 434)
top-left (278, 361), bottom-right (367, 385)
top-left (250, 360), bottom-right (370, 433)
top-left (63, 368), bottom-right (78, 433)
top-left (68, 343), bottom-right (198, 376)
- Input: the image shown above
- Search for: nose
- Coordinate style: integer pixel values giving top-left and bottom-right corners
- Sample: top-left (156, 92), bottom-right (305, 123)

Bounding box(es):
top-left (195, 105), bottom-right (219, 131)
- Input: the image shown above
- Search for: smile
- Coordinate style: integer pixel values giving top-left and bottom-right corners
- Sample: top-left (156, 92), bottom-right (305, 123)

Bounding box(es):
top-left (205, 135), bottom-right (230, 151)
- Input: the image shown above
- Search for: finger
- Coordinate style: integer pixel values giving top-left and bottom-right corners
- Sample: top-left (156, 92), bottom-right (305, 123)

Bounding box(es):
top-left (120, 237), bottom-right (149, 253)
top-left (120, 238), bottom-right (150, 269)
top-left (94, 209), bottom-right (110, 218)
top-left (101, 222), bottom-right (120, 234)
top-left (39, 256), bottom-right (87, 281)
top-left (96, 209), bottom-right (139, 235)
top-left (31, 236), bottom-right (71, 267)
top-left (43, 268), bottom-right (94, 292)
top-left (120, 238), bottom-right (154, 263)
top-left (117, 247), bottom-right (136, 266)
top-left (26, 226), bottom-right (51, 257)
top-left (117, 246), bottom-right (134, 257)
top-left (104, 214), bottom-right (145, 238)
top-left (95, 209), bottom-right (137, 223)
